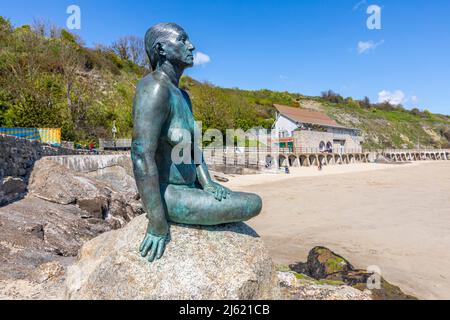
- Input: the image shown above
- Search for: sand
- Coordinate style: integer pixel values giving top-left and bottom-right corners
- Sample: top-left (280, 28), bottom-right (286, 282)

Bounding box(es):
top-left (224, 161), bottom-right (450, 300)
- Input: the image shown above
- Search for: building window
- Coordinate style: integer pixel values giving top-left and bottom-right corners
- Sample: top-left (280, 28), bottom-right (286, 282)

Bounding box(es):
top-left (319, 141), bottom-right (326, 152)
top-left (326, 142), bottom-right (333, 153)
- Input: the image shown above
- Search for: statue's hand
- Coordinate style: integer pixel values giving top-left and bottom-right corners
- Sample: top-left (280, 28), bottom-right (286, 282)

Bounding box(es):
top-left (140, 232), bottom-right (168, 262)
top-left (204, 181), bottom-right (231, 201)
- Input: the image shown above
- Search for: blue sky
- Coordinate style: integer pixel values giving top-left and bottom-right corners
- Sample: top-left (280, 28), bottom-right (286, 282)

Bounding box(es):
top-left (1, 0), bottom-right (449, 115)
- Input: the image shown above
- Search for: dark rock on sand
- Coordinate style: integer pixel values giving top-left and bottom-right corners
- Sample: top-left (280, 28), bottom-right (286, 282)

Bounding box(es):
top-left (289, 246), bottom-right (417, 300)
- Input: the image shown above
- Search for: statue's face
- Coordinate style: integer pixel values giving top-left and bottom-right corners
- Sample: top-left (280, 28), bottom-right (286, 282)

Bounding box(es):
top-left (162, 28), bottom-right (196, 68)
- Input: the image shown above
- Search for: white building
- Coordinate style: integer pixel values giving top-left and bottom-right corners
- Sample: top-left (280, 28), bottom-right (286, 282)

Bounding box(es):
top-left (272, 104), bottom-right (363, 153)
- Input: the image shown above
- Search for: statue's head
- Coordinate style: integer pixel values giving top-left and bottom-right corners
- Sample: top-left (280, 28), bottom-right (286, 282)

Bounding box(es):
top-left (145, 23), bottom-right (196, 71)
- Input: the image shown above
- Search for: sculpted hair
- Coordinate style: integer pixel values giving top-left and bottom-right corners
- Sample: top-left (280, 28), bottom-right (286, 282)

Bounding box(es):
top-left (145, 23), bottom-right (185, 71)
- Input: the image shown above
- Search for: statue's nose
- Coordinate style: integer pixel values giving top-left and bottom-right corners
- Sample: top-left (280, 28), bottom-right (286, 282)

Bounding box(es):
top-left (187, 41), bottom-right (195, 51)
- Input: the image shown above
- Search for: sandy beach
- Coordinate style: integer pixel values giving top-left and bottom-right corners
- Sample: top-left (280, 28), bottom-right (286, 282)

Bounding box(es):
top-left (225, 161), bottom-right (450, 300)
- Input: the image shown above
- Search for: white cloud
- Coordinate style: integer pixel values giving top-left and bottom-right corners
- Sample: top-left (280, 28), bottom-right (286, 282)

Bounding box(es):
top-left (411, 96), bottom-right (419, 105)
top-left (194, 51), bottom-right (211, 66)
top-left (378, 90), bottom-right (406, 105)
top-left (357, 40), bottom-right (384, 54)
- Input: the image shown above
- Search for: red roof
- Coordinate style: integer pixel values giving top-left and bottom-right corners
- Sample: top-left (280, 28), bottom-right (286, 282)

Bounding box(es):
top-left (274, 104), bottom-right (347, 128)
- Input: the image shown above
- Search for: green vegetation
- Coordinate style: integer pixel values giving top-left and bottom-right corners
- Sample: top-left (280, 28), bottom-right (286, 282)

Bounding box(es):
top-left (180, 77), bottom-right (276, 133)
top-left (324, 256), bottom-right (346, 273)
top-left (319, 101), bottom-right (450, 149)
top-left (275, 265), bottom-right (291, 272)
top-left (292, 272), bottom-right (345, 286)
top-left (1, 16), bottom-right (449, 148)
top-left (318, 90), bottom-right (450, 149)
top-left (352, 279), bottom-right (418, 300)
top-left (0, 17), bottom-right (143, 145)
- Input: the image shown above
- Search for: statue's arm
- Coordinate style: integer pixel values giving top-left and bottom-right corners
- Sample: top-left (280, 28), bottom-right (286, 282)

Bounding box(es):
top-left (132, 83), bottom-right (169, 237)
top-left (196, 151), bottom-right (231, 201)
top-left (196, 160), bottom-right (213, 187)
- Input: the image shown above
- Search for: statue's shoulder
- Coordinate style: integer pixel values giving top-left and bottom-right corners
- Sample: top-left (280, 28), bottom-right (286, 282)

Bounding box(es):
top-left (135, 72), bottom-right (171, 105)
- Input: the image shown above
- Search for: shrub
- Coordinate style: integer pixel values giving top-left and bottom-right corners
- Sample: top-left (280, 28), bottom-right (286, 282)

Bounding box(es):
top-left (321, 90), bottom-right (344, 104)
top-left (0, 16), bottom-right (13, 37)
top-left (60, 29), bottom-right (78, 44)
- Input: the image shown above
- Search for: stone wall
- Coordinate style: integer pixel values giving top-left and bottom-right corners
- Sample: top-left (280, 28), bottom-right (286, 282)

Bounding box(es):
top-left (0, 135), bottom-right (88, 206)
top-left (293, 130), bottom-right (363, 153)
top-left (48, 155), bottom-right (133, 175)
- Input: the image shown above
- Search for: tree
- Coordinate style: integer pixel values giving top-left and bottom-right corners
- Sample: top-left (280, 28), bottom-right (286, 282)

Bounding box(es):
top-left (127, 36), bottom-right (146, 67)
top-left (31, 18), bottom-right (47, 37)
top-left (58, 40), bottom-right (84, 109)
top-left (321, 90), bottom-right (344, 104)
top-left (111, 37), bottom-right (129, 60)
top-left (345, 97), bottom-right (360, 108)
top-left (30, 18), bottom-right (64, 40)
top-left (0, 16), bottom-right (12, 45)
top-left (111, 36), bottom-right (147, 67)
top-left (410, 108), bottom-right (422, 116)
top-left (191, 84), bottom-right (231, 133)
top-left (60, 29), bottom-right (78, 44)
top-left (360, 96), bottom-right (371, 109)
top-left (0, 16), bottom-right (12, 33)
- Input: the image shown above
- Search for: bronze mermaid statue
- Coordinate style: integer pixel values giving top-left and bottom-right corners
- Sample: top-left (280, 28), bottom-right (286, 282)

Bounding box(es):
top-left (131, 23), bottom-right (262, 262)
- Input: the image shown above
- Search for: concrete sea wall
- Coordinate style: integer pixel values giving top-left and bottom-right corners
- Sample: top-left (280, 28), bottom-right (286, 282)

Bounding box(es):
top-left (0, 135), bottom-right (90, 206)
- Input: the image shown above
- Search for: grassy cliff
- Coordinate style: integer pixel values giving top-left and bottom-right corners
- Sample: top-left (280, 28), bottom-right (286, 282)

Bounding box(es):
top-left (1, 16), bottom-right (449, 149)
top-left (0, 17), bottom-right (142, 145)
top-left (182, 78), bottom-right (450, 149)
top-left (308, 98), bottom-right (450, 149)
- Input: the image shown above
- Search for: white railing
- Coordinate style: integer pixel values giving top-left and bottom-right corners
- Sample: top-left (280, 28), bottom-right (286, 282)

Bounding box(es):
top-left (203, 146), bottom-right (364, 155)
top-left (99, 139), bottom-right (132, 150)
top-left (381, 149), bottom-right (450, 154)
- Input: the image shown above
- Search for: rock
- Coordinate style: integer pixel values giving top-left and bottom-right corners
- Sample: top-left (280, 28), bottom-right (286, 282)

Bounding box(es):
top-left (290, 246), bottom-right (354, 279)
top-left (375, 154), bottom-right (392, 164)
top-left (0, 197), bottom-right (111, 282)
top-left (76, 198), bottom-right (108, 220)
top-left (25, 224), bottom-right (45, 240)
top-left (0, 258), bottom-right (71, 300)
top-left (32, 261), bottom-right (65, 283)
top-left (65, 215), bottom-right (278, 300)
top-left (277, 272), bottom-right (372, 300)
top-left (28, 158), bottom-right (143, 229)
top-left (85, 165), bottom-right (137, 196)
top-left (289, 247), bottom-right (417, 300)
top-left (0, 177), bottom-right (27, 206)
top-left (1, 177), bottom-right (27, 194)
top-left (211, 172), bottom-right (229, 183)
top-left (28, 158), bottom-right (110, 206)
top-left (326, 269), bottom-right (372, 286)
top-left (352, 277), bottom-right (418, 300)
top-left (0, 279), bottom-right (44, 300)
top-left (0, 156), bottom-right (146, 299)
